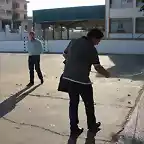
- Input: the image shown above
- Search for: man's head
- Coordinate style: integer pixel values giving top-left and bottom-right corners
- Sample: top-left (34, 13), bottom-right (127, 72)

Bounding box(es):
top-left (29, 31), bottom-right (35, 40)
top-left (87, 28), bottom-right (104, 45)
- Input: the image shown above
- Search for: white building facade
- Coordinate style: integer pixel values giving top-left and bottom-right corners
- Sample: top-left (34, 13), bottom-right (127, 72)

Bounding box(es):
top-left (105, 0), bottom-right (144, 39)
top-left (0, 0), bottom-right (29, 31)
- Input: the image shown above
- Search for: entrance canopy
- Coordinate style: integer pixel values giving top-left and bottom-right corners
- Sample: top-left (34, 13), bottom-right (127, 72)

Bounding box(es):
top-left (33, 5), bottom-right (105, 24)
top-left (33, 5), bottom-right (105, 40)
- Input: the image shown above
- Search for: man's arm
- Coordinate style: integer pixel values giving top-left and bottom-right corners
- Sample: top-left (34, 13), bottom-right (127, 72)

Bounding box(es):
top-left (91, 48), bottom-right (110, 78)
top-left (93, 64), bottom-right (110, 78)
top-left (37, 40), bottom-right (43, 53)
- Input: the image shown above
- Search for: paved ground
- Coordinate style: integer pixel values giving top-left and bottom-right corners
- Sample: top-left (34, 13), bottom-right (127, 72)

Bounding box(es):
top-left (0, 54), bottom-right (144, 144)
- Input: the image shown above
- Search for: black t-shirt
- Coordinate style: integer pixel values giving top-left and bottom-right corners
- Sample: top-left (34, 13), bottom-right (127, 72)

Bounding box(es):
top-left (63, 36), bottom-right (100, 84)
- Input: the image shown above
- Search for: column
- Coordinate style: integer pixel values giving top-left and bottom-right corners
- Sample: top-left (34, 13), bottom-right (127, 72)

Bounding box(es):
top-left (60, 24), bottom-right (62, 39)
top-left (133, 0), bottom-right (136, 38)
top-left (35, 23), bottom-right (42, 37)
top-left (0, 20), bottom-right (2, 31)
top-left (133, 18), bottom-right (136, 38)
top-left (133, 0), bottom-right (136, 8)
top-left (105, 0), bottom-right (110, 38)
top-left (67, 27), bottom-right (69, 40)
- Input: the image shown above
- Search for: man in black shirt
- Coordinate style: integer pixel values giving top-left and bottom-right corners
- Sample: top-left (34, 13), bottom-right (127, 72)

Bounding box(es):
top-left (62, 28), bottom-right (110, 137)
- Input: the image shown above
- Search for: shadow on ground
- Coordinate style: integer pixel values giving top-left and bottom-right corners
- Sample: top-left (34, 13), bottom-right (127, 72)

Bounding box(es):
top-left (116, 135), bottom-right (144, 144)
top-left (101, 55), bottom-right (144, 81)
top-left (67, 131), bottom-right (98, 144)
top-left (0, 84), bottom-right (41, 118)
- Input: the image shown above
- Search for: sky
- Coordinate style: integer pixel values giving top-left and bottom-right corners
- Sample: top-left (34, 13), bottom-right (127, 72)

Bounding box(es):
top-left (27, 0), bottom-right (105, 16)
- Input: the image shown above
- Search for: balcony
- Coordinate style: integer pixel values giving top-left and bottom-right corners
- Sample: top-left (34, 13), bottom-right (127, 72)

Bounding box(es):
top-left (0, 0), bottom-right (12, 10)
top-left (0, 11), bottom-right (12, 19)
top-left (12, 12), bottom-right (27, 21)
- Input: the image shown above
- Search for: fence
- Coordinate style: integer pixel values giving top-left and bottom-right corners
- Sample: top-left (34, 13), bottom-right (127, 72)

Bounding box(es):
top-left (0, 39), bottom-right (144, 54)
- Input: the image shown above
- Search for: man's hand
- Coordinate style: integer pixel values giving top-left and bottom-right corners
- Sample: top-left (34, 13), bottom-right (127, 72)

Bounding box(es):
top-left (93, 64), bottom-right (110, 78)
top-left (105, 71), bottom-right (110, 78)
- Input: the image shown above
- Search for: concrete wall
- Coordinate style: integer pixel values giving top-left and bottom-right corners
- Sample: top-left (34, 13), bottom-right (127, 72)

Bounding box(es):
top-left (0, 31), bottom-right (29, 41)
top-left (0, 40), bottom-right (143, 54)
top-left (110, 8), bottom-right (143, 18)
top-left (109, 33), bottom-right (144, 39)
top-left (106, 0), bottom-right (144, 39)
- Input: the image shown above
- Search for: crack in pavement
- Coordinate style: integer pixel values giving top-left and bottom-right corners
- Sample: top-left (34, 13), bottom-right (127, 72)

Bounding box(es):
top-left (29, 94), bottom-right (133, 109)
top-left (2, 117), bottom-right (111, 143)
top-left (111, 84), bottom-right (144, 141)
top-left (2, 117), bottom-right (67, 137)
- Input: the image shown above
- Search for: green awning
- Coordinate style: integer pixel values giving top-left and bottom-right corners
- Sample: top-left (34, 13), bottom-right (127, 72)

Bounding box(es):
top-left (33, 5), bottom-right (105, 24)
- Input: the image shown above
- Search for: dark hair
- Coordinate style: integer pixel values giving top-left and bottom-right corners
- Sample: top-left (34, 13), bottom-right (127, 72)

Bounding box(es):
top-left (87, 28), bottom-right (104, 39)
top-left (29, 31), bottom-right (35, 36)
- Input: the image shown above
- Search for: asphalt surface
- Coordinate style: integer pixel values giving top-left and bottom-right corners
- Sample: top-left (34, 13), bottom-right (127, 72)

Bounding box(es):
top-left (0, 54), bottom-right (144, 144)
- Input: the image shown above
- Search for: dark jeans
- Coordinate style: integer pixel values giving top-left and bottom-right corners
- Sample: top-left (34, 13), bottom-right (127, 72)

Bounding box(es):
top-left (68, 81), bottom-right (96, 132)
top-left (28, 55), bottom-right (43, 83)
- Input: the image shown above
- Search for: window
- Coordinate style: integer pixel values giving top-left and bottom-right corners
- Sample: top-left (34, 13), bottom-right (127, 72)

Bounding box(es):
top-left (110, 18), bottom-right (133, 33)
top-left (136, 17), bottom-right (144, 33)
top-left (25, 25), bottom-right (28, 31)
top-left (122, 0), bottom-right (133, 3)
top-left (110, 0), bottom-right (133, 8)
top-left (24, 14), bottom-right (27, 19)
top-left (16, 3), bottom-right (20, 8)
top-left (6, 10), bottom-right (12, 15)
top-left (12, 2), bottom-right (20, 9)
top-left (136, 0), bottom-right (144, 7)
top-left (6, 0), bottom-right (9, 4)
top-left (121, 0), bottom-right (133, 8)
top-left (24, 4), bottom-right (27, 10)
top-left (12, 13), bottom-right (20, 20)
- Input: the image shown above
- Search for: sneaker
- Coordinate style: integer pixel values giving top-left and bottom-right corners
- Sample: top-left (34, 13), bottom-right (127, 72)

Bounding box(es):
top-left (26, 82), bottom-right (34, 87)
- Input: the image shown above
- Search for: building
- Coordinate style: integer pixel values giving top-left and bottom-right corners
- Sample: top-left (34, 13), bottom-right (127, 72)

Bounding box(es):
top-left (33, 5), bottom-right (105, 40)
top-left (0, 0), bottom-right (29, 31)
top-left (105, 0), bottom-right (144, 39)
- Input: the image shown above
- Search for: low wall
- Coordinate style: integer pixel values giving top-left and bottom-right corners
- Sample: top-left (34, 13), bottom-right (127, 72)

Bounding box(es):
top-left (0, 40), bottom-right (144, 54)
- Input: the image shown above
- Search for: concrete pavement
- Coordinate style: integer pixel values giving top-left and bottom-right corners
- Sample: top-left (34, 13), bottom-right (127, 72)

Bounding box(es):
top-left (116, 87), bottom-right (144, 144)
top-left (0, 54), bottom-right (144, 144)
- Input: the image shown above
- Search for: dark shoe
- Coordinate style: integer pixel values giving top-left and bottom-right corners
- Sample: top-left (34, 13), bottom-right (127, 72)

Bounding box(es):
top-left (89, 122), bottom-right (101, 134)
top-left (70, 127), bottom-right (84, 138)
top-left (26, 82), bottom-right (34, 87)
top-left (40, 79), bottom-right (44, 84)
top-left (95, 122), bottom-right (101, 128)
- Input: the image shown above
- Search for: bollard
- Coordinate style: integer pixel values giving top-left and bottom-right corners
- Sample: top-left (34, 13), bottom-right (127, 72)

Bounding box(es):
top-left (24, 37), bottom-right (26, 52)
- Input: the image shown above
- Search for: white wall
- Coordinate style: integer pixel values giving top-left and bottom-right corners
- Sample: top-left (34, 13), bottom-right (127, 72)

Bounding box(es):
top-left (110, 8), bottom-right (143, 18)
top-left (0, 31), bottom-right (29, 41)
top-left (0, 40), bottom-right (144, 54)
top-left (106, 0), bottom-right (144, 39)
top-left (0, 41), bottom-right (25, 52)
top-left (109, 33), bottom-right (144, 39)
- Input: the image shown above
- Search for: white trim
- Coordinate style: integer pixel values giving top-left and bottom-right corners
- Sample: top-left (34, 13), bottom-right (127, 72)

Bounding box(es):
top-left (63, 77), bottom-right (92, 85)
